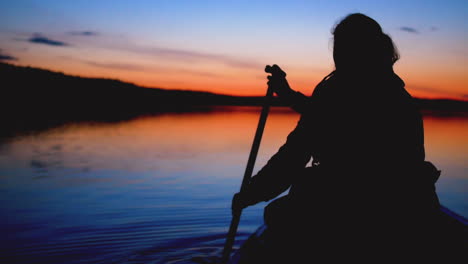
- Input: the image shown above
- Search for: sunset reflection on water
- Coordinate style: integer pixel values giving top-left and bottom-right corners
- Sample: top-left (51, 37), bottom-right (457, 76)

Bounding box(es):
top-left (0, 106), bottom-right (466, 263)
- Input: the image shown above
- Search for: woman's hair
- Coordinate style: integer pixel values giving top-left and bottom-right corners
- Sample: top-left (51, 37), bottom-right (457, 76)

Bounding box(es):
top-left (332, 13), bottom-right (399, 72)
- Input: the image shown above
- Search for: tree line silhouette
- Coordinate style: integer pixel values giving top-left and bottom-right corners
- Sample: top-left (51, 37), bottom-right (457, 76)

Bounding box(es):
top-left (1, 62), bottom-right (466, 138)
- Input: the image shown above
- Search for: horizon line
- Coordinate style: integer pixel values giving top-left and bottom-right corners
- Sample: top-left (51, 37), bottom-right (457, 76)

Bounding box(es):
top-left (2, 61), bottom-right (467, 102)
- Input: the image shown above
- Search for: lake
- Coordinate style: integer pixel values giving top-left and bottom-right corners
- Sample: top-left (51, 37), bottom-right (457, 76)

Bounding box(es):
top-left (0, 106), bottom-right (466, 263)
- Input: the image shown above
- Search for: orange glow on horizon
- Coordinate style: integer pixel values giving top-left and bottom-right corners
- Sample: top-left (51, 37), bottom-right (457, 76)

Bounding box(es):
top-left (8, 58), bottom-right (467, 100)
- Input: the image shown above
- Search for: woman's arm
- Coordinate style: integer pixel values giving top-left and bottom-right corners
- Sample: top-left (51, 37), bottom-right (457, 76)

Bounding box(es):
top-left (232, 110), bottom-right (315, 210)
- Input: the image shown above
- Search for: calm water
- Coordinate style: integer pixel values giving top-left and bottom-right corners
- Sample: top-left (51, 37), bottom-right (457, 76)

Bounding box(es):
top-left (0, 106), bottom-right (467, 263)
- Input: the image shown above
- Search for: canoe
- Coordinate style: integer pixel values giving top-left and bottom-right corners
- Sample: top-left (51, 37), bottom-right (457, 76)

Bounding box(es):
top-left (228, 205), bottom-right (467, 264)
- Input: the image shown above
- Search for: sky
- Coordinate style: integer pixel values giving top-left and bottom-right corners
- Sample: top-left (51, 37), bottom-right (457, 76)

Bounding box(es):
top-left (0, 0), bottom-right (467, 99)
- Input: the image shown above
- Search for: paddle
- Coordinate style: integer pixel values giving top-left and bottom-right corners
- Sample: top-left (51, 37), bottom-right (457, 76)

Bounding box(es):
top-left (220, 65), bottom-right (281, 263)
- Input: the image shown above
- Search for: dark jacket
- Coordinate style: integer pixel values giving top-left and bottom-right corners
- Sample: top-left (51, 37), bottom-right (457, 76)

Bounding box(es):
top-left (244, 71), bottom-right (439, 219)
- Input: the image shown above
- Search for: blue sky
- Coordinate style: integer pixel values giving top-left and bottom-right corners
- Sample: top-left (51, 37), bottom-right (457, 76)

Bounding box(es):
top-left (0, 0), bottom-right (467, 98)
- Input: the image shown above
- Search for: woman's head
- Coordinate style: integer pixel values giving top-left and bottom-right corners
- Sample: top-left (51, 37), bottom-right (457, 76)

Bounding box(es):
top-left (332, 13), bottom-right (399, 73)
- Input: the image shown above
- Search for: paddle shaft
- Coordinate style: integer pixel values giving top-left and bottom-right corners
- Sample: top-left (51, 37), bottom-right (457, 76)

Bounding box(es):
top-left (221, 85), bottom-right (274, 263)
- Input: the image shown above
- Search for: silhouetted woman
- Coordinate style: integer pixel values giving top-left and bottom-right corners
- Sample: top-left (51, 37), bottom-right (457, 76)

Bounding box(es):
top-left (232, 13), bottom-right (457, 262)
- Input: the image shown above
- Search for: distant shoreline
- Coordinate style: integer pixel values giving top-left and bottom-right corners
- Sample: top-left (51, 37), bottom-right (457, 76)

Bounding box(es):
top-left (1, 62), bottom-right (467, 137)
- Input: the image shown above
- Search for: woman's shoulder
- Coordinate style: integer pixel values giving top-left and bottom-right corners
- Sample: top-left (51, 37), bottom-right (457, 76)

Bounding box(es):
top-left (311, 71), bottom-right (336, 98)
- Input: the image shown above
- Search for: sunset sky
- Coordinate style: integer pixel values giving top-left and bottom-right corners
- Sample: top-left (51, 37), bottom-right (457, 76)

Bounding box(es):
top-left (0, 0), bottom-right (466, 99)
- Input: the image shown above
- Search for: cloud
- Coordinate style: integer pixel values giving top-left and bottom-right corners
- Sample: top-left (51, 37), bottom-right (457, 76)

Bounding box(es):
top-left (49, 32), bottom-right (261, 70)
top-left (399, 27), bottom-right (419, 34)
top-left (430, 26), bottom-right (438, 32)
top-left (28, 33), bottom-right (69, 46)
top-left (409, 85), bottom-right (444, 94)
top-left (0, 49), bottom-right (18, 61)
top-left (69, 31), bottom-right (99, 36)
top-left (42, 32), bottom-right (260, 70)
top-left (84, 59), bottom-right (224, 78)
top-left (0, 54), bottom-right (17, 61)
top-left (409, 85), bottom-right (468, 100)
top-left (126, 45), bottom-right (262, 69)
top-left (85, 61), bottom-right (147, 71)
top-left (176, 68), bottom-right (224, 78)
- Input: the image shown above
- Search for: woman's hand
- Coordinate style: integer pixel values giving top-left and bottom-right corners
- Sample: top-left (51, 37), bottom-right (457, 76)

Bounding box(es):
top-left (265, 64), bottom-right (295, 99)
